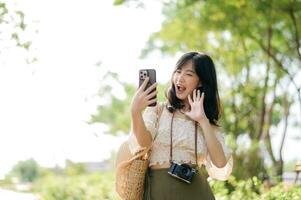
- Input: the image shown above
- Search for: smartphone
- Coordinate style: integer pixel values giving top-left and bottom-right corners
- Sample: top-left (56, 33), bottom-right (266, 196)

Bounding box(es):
top-left (139, 69), bottom-right (157, 107)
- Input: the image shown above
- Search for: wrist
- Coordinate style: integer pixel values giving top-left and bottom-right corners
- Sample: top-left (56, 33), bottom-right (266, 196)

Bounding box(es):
top-left (131, 107), bottom-right (143, 117)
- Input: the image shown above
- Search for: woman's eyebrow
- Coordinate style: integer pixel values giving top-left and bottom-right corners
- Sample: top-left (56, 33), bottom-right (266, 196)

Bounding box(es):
top-left (184, 69), bottom-right (196, 73)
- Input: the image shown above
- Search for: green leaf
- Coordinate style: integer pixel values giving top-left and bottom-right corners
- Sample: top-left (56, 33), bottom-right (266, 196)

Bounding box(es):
top-left (113, 0), bottom-right (125, 6)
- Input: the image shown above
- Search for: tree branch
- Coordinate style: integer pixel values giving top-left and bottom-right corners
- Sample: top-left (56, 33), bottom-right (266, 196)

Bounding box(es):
top-left (257, 24), bottom-right (272, 140)
top-left (288, 5), bottom-right (301, 61)
top-left (265, 129), bottom-right (277, 165)
top-left (263, 77), bottom-right (278, 165)
top-left (279, 95), bottom-right (291, 164)
top-left (250, 34), bottom-right (301, 119)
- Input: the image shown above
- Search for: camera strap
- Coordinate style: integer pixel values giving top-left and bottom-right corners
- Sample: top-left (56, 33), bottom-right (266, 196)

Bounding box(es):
top-left (169, 113), bottom-right (198, 165)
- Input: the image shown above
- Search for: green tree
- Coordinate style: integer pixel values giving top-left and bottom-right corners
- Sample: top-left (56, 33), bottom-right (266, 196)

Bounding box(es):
top-left (113, 0), bottom-right (301, 181)
top-left (0, 1), bottom-right (32, 49)
top-left (65, 160), bottom-right (87, 176)
top-left (9, 158), bottom-right (40, 182)
top-left (89, 71), bottom-right (135, 135)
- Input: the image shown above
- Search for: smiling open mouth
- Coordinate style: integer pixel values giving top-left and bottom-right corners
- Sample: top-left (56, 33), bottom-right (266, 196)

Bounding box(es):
top-left (176, 85), bottom-right (186, 92)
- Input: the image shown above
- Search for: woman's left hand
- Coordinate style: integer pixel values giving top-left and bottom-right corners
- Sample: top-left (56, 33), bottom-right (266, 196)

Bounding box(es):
top-left (184, 89), bottom-right (209, 125)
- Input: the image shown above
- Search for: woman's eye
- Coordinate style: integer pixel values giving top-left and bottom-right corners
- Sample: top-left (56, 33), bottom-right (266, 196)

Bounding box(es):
top-left (186, 73), bottom-right (193, 76)
top-left (175, 70), bottom-right (181, 73)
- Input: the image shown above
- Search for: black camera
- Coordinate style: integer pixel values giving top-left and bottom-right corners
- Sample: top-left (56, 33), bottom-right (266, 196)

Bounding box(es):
top-left (168, 161), bottom-right (197, 184)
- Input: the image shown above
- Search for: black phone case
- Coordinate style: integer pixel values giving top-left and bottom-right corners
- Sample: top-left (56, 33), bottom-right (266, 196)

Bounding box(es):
top-left (139, 69), bottom-right (157, 107)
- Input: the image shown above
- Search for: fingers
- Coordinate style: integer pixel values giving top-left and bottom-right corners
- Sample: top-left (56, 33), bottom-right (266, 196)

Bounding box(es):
top-left (138, 77), bottom-right (149, 92)
top-left (197, 89), bottom-right (200, 101)
top-left (146, 89), bottom-right (157, 100)
top-left (191, 89), bottom-right (200, 102)
top-left (188, 94), bottom-right (193, 105)
top-left (148, 98), bottom-right (157, 105)
top-left (188, 89), bottom-right (201, 105)
top-left (145, 82), bottom-right (157, 94)
top-left (146, 89), bottom-right (157, 106)
top-left (193, 89), bottom-right (196, 101)
top-left (146, 98), bottom-right (157, 106)
top-left (191, 89), bottom-right (202, 101)
top-left (200, 92), bottom-right (204, 102)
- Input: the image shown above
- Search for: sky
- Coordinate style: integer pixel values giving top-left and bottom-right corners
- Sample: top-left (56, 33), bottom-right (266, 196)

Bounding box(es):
top-left (0, 0), bottom-right (300, 179)
top-left (0, 0), bottom-right (177, 179)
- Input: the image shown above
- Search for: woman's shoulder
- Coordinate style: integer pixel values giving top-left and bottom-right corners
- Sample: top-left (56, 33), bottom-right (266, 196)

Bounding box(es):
top-left (143, 102), bottom-right (168, 121)
top-left (157, 101), bottom-right (167, 114)
top-left (144, 101), bottom-right (167, 114)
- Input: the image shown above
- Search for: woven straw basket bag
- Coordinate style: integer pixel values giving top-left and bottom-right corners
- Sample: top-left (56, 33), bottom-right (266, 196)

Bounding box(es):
top-left (115, 103), bottom-right (163, 200)
top-left (115, 143), bottom-right (151, 200)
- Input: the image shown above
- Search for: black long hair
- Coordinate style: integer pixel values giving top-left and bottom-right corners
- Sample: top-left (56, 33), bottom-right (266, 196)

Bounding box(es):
top-left (166, 52), bottom-right (222, 126)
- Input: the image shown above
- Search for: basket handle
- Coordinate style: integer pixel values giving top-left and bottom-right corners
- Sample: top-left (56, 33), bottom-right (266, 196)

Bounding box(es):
top-left (129, 146), bottom-right (152, 162)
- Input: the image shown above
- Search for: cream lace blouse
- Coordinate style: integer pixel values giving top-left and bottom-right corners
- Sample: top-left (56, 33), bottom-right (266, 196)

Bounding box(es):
top-left (128, 103), bottom-right (233, 181)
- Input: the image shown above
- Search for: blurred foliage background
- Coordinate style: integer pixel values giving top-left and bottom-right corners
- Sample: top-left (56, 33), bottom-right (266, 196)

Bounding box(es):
top-left (1, 0), bottom-right (301, 199)
top-left (104, 0), bottom-right (301, 181)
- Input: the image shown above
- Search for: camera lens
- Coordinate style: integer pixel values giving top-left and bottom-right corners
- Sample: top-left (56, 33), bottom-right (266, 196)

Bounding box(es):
top-left (179, 164), bottom-right (192, 179)
top-left (181, 168), bottom-right (189, 176)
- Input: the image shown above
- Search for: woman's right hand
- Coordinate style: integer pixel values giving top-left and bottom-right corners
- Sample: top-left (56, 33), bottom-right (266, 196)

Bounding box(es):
top-left (131, 77), bottom-right (157, 114)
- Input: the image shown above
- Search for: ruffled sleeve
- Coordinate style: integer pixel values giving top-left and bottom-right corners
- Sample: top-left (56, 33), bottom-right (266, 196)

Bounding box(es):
top-left (127, 105), bottom-right (158, 155)
top-left (204, 130), bottom-right (233, 181)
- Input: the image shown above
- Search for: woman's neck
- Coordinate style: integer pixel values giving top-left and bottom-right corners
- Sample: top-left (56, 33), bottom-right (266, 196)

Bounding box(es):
top-left (181, 100), bottom-right (190, 112)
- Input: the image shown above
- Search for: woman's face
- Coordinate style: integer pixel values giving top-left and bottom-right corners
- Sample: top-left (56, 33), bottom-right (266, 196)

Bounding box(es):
top-left (172, 60), bottom-right (201, 102)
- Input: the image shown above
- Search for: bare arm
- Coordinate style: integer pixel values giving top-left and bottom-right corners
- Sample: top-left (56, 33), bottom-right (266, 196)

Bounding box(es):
top-left (199, 120), bottom-right (227, 168)
top-left (184, 89), bottom-right (227, 168)
top-left (130, 112), bottom-right (152, 148)
top-left (130, 77), bottom-right (157, 148)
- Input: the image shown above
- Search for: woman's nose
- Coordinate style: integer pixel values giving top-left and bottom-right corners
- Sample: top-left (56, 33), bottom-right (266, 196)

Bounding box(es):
top-left (178, 73), bottom-right (185, 83)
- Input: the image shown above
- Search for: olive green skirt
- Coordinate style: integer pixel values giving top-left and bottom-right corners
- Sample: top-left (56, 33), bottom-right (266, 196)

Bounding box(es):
top-left (143, 166), bottom-right (215, 200)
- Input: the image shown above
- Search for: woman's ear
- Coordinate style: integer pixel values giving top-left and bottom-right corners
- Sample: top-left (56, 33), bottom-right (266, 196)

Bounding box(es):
top-left (198, 82), bottom-right (203, 88)
top-left (198, 80), bottom-right (202, 87)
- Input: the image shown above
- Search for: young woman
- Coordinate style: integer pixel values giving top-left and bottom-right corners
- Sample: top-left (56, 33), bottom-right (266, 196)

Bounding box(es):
top-left (128, 52), bottom-right (233, 200)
